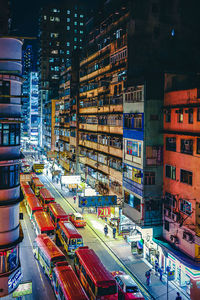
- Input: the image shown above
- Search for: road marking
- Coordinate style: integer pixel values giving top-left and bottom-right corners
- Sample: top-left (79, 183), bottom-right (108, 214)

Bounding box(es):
top-left (23, 208), bottom-right (45, 288)
top-left (43, 175), bottom-right (153, 300)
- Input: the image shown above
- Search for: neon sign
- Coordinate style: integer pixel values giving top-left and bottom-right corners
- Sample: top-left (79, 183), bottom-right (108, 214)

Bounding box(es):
top-left (8, 269), bottom-right (22, 293)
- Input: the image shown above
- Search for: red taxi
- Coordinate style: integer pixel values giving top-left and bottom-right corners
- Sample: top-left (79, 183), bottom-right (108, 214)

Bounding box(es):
top-left (69, 212), bottom-right (86, 228)
top-left (111, 271), bottom-right (144, 300)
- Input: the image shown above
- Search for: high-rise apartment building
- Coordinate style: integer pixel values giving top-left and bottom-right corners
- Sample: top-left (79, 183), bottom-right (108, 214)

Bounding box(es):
top-left (28, 72), bottom-right (39, 146)
top-left (0, 37), bottom-right (23, 297)
top-left (21, 44), bottom-right (35, 140)
top-left (38, 3), bottom-right (85, 149)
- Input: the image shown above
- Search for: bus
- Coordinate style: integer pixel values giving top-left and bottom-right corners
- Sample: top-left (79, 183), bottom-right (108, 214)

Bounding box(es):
top-left (52, 261), bottom-right (89, 300)
top-left (31, 178), bottom-right (44, 196)
top-left (33, 163), bottom-right (44, 174)
top-left (32, 211), bottom-right (55, 239)
top-left (20, 181), bottom-right (30, 189)
top-left (39, 188), bottom-right (55, 210)
top-left (47, 203), bottom-right (69, 228)
top-left (74, 246), bottom-right (118, 300)
top-left (25, 195), bottom-right (43, 220)
top-left (21, 185), bottom-right (35, 200)
top-left (56, 221), bottom-right (83, 257)
top-left (33, 234), bottom-right (66, 279)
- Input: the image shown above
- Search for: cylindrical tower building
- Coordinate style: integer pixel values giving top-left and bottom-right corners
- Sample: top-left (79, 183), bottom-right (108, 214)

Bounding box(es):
top-left (0, 37), bottom-right (23, 297)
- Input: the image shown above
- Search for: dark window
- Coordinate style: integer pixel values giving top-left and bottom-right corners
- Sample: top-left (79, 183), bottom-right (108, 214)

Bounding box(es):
top-left (181, 139), bottom-right (193, 155)
top-left (165, 165), bottom-right (176, 180)
top-left (144, 172), bottom-right (155, 185)
top-left (134, 115), bottom-right (142, 129)
top-left (124, 115), bottom-right (132, 129)
top-left (164, 192), bottom-right (176, 208)
top-left (0, 80), bottom-right (10, 98)
top-left (0, 123), bottom-right (20, 146)
top-left (197, 108), bottom-right (200, 121)
top-left (197, 138), bottom-right (200, 154)
top-left (166, 137), bottom-right (176, 151)
top-left (178, 109), bottom-right (183, 123)
top-left (180, 169), bottom-right (192, 185)
top-left (0, 164), bottom-right (19, 189)
top-left (164, 220), bottom-right (170, 231)
top-left (165, 110), bottom-right (171, 122)
top-left (188, 109), bottom-right (193, 124)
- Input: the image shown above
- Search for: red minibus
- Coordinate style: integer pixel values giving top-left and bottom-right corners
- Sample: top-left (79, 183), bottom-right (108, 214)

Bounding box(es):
top-left (33, 234), bottom-right (66, 279)
top-left (20, 181), bottom-right (30, 189)
top-left (25, 195), bottom-right (43, 220)
top-left (32, 211), bottom-right (55, 239)
top-left (56, 221), bottom-right (83, 256)
top-left (39, 188), bottom-right (55, 210)
top-left (74, 246), bottom-right (118, 300)
top-left (52, 261), bottom-right (89, 300)
top-left (31, 178), bottom-right (44, 196)
top-left (47, 203), bottom-right (69, 228)
top-left (22, 185), bottom-right (35, 199)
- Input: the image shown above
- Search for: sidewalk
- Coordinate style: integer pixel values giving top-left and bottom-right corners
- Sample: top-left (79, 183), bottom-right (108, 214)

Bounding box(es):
top-left (45, 171), bottom-right (190, 300)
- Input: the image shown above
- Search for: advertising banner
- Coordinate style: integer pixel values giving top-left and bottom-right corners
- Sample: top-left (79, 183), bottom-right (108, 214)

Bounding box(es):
top-left (61, 175), bottom-right (81, 185)
top-left (79, 195), bottom-right (117, 207)
top-left (97, 207), bottom-right (111, 218)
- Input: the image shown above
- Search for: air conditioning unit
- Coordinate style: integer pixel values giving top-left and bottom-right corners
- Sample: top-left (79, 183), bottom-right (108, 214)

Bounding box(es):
top-left (170, 235), bottom-right (179, 244)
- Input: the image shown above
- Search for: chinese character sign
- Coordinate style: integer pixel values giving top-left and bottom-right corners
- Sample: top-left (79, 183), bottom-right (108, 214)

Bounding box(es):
top-left (97, 207), bottom-right (111, 218)
top-left (78, 195), bottom-right (117, 207)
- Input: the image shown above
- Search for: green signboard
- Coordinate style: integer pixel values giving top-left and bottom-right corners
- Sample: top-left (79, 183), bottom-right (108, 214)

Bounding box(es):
top-left (13, 281), bottom-right (32, 297)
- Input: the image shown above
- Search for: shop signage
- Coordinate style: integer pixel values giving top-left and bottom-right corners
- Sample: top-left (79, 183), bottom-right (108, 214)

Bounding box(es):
top-left (13, 281), bottom-right (32, 297)
top-left (167, 271), bottom-right (175, 281)
top-left (61, 175), bottom-right (81, 185)
top-left (68, 184), bottom-right (77, 189)
top-left (97, 207), bottom-right (111, 218)
top-left (79, 195), bottom-right (117, 207)
top-left (8, 268), bottom-right (22, 293)
top-left (47, 151), bottom-right (57, 158)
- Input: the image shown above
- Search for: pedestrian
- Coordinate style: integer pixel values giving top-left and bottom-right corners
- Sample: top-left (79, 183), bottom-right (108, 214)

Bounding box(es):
top-left (159, 266), bottom-right (164, 281)
top-left (155, 260), bottom-right (159, 275)
top-left (73, 196), bottom-right (76, 204)
top-left (175, 292), bottom-right (182, 300)
top-left (145, 269), bottom-right (151, 286)
top-left (104, 224), bottom-right (108, 237)
top-left (112, 227), bottom-right (116, 239)
top-left (166, 265), bottom-right (170, 273)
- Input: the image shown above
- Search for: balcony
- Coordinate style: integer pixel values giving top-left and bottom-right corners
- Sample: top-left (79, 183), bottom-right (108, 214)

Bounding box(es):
top-left (59, 136), bottom-right (70, 143)
top-left (80, 65), bottom-right (111, 83)
top-left (79, 123), bottom-right (98, 131)
top-left (70, 136), bottom-right (76, 146)
top-left (79, 139), bottom-right (98, 150)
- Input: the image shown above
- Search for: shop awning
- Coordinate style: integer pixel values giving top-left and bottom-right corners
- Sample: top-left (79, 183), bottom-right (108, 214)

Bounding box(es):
top-left (153, 237), bottom-right (200, 271)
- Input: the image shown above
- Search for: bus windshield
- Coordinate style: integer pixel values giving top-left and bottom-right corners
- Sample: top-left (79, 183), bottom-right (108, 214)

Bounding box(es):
top-left (76, 216), bottom-right (83, 220)
top-left (97, 285), bottom-right (117, 296)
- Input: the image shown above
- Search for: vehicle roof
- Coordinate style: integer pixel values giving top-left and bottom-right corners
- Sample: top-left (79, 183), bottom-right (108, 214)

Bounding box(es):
top-left (76, 247), bottom-right (116, 285)
top-left (32, 178), bottom-right (44, 187)
top-left (20, 181), bottom-right (30, 188)
top-left (36, 234), bottom-right (65, 261)
top-left (118, 274), bottom-right (138, 287)
top-left (34, 211), bottom-right (54, 231)
top-left (39, 188), bottom-right (54, 199)
top-left (27, 195), bottom-right (43, 211)
top-left (58, 221), bottom-right (82, 239)
top-left (54, 263), bottom-right (89, 300)
top-left (73, 212), bottom-right (83, 218)
top-left (23, 186), bottom-right (35, 196)
top-left (48, 203), bottom-right (68, 218)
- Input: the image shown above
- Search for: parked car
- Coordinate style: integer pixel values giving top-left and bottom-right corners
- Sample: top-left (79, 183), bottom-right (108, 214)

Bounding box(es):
top-left (111, 271), bottom-right (144, 300)
top-left (69, 212), bottom-right (86, 228)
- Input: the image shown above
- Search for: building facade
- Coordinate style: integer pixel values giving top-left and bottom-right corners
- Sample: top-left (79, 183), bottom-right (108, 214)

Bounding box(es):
top-left (28, 72), bottom-right (39, 146)
top-left (38, 4), bottom-right (85, 148)
top-left (0, 37), bottom-right (23, 296)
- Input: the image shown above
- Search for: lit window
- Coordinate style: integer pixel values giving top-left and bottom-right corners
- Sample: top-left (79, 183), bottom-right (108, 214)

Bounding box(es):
top-left (55, 17), bottom-right (60, 22)
top-left (80, 30), bottom-right (83, 34)
top-left (80, 22), bottom-right (83, 26)
top-left (74, 29), bottom-right (77, 33)
top-left (51, 50), bottom-right (58, 54)
top-left (66, 42), bottom-right (70, 46)
top-left (74, 37), bottom-right (77, 41)
top-left (44, 15), bottom-right (47, 20)
top-left (55, 66), bottom-right (59, 71)
top-left (67, 50), bottom-right (70, 55)
top-left (74, 21), bottom-right (77, 26)
top-left (67, 18), bottom-right (70, 22)
top-left (67, 10), bottom-right (70, 14)
top-left (80, 38), bottom-right (82, 42)
top-left (52, 9), bottom-right (60, 13)
top-left (52, 75), bottom-right (59, 79)
top-left (56, 42), bottom-right (60, 46)
top-left (80, 14), bottom-right (84, 18)
top-left (50, 32), bottom-right (59, 38)
top-left (50, 16), bottom-right (55, 21)
top-left (49, 58), bottom-right (54, 62)
top-left (74, 46), bottom-right (77, 49)
top-left (74, 13), bottom-right (77, 17)
top-left (67, 26), bottom-right (70, 30)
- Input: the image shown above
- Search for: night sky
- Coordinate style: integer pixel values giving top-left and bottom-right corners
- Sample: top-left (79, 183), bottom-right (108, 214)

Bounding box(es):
top-left (10, 0), bottom-right (101, 36)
